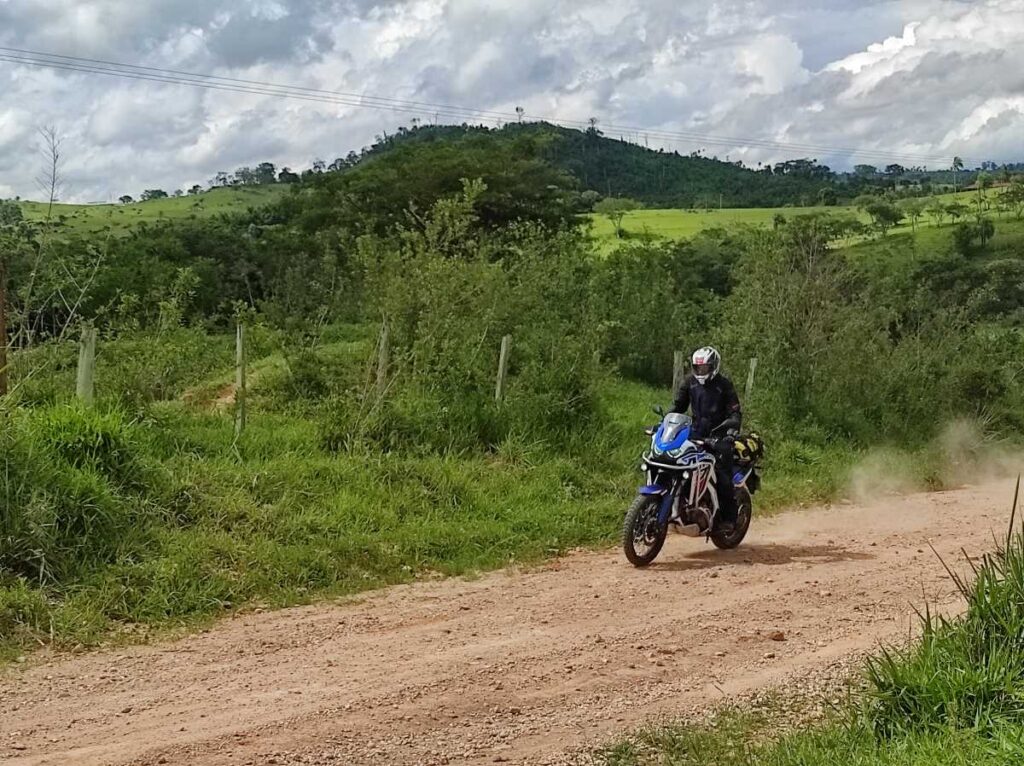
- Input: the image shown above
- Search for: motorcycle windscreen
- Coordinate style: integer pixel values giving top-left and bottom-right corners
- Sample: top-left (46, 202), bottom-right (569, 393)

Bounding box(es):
top-left (656, 412), bottom-right (692, 452)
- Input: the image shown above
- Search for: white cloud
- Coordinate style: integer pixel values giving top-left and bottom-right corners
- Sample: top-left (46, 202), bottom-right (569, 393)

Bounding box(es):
top-left (0, 0), bottom-right (1022, 200)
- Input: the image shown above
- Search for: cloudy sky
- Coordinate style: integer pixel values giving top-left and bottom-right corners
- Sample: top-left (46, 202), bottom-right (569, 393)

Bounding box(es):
top-left (0, 0), bottom-right (1022, 202)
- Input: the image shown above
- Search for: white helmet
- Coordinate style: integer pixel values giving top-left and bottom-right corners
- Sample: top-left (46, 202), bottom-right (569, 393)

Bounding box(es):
top-left (692, 347), bottom-right (721, 385)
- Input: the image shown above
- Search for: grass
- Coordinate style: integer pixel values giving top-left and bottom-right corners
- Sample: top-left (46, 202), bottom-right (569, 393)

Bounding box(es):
top-left (19, 185), bottom-right (288, 236)
top-left (594, 484), bottom-right (1024, 766)
top-left (589, 205), bottom-right (840, 243)
top-left (20, 184), bottom-right (1001, 245)
top-left (587, 190), bottom-right (1006, 249)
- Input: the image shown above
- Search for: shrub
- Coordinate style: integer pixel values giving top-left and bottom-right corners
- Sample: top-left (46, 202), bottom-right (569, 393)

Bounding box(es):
top-left (349, 183), bottom-right (603, 454)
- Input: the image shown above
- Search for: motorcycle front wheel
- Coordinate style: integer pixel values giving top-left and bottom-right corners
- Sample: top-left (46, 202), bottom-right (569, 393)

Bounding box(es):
top-left (710, 487), bottom-right (752, 550)
top-left (622, 495), bottom-right (668, 567)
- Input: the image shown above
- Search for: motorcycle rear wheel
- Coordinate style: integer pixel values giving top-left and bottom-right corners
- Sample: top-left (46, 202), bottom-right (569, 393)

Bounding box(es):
top-left (622, 495), bottom-right (668, 567)
top-left (710, 488), bottom-right (752, 550)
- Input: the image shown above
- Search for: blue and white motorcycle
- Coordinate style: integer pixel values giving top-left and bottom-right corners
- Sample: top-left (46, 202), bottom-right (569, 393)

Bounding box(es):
top-left (622, 408), bottom-right (761, 567)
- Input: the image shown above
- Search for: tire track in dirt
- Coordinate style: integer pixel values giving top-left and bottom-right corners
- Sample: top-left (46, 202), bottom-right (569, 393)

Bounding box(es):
top-left (1, 479), bottom-right (1017, 766)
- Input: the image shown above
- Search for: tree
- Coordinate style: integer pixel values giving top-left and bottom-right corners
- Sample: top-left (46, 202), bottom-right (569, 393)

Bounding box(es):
top-left (817, 187), bottom-right (837, 206)
top-left (885, 163), bottom-right (906, 177)
top-left (863, 200), bottom-right (903, 236)
top-left (854, 164), bottom-right (877, 177)
top-left (977, 216), bottom-right (995, 245)
top-left (771, 158), bottom-right (833, 180)
top-left (278, 168), bottom-right (301, 184)
top-left (233, 166), bottom-right (257, 185)
top-left (576, 189), bottom-right (601, 212)
top-left (926, 198), bottom-right (948, 226)
top-left (1000, 178), bottom-right (1024, 220)
top-left (594, 197), bottom-right (642, 238)
top-left (141, 189), bottom-right (169, 201)
top-left (119, 195), bottom-right (134, 204)
top-left (953, 218), bottom-right (996, 255)
top-left (854, 193), bottom-right (880, 212)
top-left (899, 198), bottom-right (925, 232)
top-left (188, 185), bottom-right (203, 196)
top-left (0, 200), bottom-right (21, 226)
top-left (255, 162), bottom-right (277, 185)
top-left (946, 202), bottom-right (968, 223)
top-left (952, 156), bottom-right (964, 193)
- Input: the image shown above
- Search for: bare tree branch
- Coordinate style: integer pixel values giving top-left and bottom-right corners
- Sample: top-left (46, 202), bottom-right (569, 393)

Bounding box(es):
top-left (35, 126), bottom-right (65, 221)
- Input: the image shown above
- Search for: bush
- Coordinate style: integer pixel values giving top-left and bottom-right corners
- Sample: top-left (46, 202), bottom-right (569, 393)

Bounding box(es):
top-left (349, 183), bottom-right (603, 454)
top-left (718, 219), bottom-right (1023, 445)
top-left (96, 328), bottom-right (233, 407)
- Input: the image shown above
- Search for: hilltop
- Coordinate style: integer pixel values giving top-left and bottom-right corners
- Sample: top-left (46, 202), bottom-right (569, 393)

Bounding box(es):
top-left (334, 121), bottom-right (833, 208)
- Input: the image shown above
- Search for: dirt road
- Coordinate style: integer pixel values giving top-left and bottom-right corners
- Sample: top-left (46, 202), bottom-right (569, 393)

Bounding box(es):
top-left (1, 480), bottom-right (1017, 766)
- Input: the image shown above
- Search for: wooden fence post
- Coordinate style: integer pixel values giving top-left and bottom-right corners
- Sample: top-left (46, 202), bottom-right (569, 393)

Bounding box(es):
top-left (745, 357), bottom-right (758, 401)
top-left (376, 319), bottom-right (390, 395)
top-left (76, 323), bottom-right (97, 405)
top-left (495, 334), bottom-right (512, 403)
top-left (672, 350), bottom-right (686, 394)
top-left (234, 323), bottom-right (247, 438)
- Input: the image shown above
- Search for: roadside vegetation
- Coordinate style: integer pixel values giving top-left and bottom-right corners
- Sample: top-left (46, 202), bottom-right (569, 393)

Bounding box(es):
top-left (1, 125), bottom-right (1023, 659)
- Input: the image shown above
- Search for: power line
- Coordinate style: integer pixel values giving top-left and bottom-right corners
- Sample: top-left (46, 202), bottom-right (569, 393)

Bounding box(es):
top-left (0, 52), bottom-right (492, 123)
top-left (0, 45), bottom-right (980, 167)
top-left (0, 45), bottom-right (514, 122)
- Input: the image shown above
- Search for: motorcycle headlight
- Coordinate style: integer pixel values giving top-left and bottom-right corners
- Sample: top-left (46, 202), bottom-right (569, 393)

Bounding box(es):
top-left (640, 462), bottom-right (648, 472)
top-left (682, 471), bottom-right (690, 479)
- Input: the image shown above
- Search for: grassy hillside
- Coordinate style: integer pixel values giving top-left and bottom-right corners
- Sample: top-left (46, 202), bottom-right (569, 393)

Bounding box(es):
top-left (19, 185), bottom-right (288, 235)
top-left (588, 190), bottom-right (997, 247)
top-left (589, 205), bottom-right (839, 243)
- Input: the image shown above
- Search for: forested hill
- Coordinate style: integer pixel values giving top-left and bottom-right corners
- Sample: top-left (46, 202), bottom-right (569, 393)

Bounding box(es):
top-left (341, 122), bottom-right (833, 209)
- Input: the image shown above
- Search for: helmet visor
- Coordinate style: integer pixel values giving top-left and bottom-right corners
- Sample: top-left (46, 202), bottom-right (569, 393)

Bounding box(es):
top-left (693, 361), bottom-right (715, 378)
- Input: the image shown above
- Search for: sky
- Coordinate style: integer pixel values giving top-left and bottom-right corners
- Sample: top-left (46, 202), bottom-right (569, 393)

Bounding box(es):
top-left (0, 0), bottom-right (1022, 202)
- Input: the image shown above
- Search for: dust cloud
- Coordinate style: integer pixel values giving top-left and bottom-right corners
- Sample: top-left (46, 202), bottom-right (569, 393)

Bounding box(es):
top-left (846, 420), bottom-right (1023, 504)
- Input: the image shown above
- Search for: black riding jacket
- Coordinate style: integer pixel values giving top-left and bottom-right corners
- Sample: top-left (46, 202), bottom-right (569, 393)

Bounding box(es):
top-left (672, 374), bottom-right (743, 439)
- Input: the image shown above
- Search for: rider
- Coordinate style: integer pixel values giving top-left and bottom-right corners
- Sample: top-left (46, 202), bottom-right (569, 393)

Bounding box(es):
top-left (672, 347), bottom-right (742, 530)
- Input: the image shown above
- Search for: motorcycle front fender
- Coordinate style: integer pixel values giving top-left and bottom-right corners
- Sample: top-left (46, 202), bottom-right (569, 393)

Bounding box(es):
top-left (638, 485), bottom-right (670, 496)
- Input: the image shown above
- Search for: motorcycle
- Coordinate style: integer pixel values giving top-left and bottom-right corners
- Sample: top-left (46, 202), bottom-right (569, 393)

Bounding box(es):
top-left (622, 407), bottom-right (762, 567)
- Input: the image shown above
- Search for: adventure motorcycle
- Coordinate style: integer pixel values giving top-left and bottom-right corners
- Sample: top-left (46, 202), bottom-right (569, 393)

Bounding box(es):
top-left (622, 408), bottom-right (762, 567)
